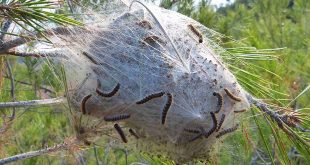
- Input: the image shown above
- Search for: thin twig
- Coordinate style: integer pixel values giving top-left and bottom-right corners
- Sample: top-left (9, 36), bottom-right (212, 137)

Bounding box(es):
top-left (246, 94), bottom-right (305, 132)
top-left (5, 59), bottom-right (16, 119)
top-left (0, 27), bottom-right (73, 54)
top-left (0, 97), bottom-right (64, 109)
top-left (0, 142), bottom-right (69, 164)
top-left (3, 76), bottom-right (55, 94)
top-left (0, 50), bottom-right (68, 58)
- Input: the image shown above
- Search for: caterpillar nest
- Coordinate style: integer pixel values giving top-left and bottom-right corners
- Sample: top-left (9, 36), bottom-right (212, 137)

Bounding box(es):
top-left (51, 2), bottom-right (250, 163)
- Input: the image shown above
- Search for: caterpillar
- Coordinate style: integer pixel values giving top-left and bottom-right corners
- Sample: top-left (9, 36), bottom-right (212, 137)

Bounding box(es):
top-left (189, 133), bottom-right (203, 142)
top-left (216, 124), bottom-right (239, 138)
top-left (161, 93), bottom-right (173, 125)
top-left (114, 124), bottom-right (128, 143)
top-left (136, 92), bottom-right (165, 104)
top-left (142, 35), bottom-right (165, 45)
top-left (184, 128), bottom-right (201, 134)
top-left (216, 114), bottom-right (226, 132)
top-left (96, 80), bottom-right (120, 98)
top-left (213, 92), bottom-right (223, 113)
top-left (81, 94), bottom-right (92, 115)
top-left (137, 20), bottom-right (152, 29)
top-left (188, 24), bottom-right (203, 43)
top-left (104, 113), bottom-right (130, 122)
top-left (204, 112), bottom-right (217, 138)
top-left (129, 128), bottom-right (139, 139)
top-left (234, 109), bottom-right (246, 113)
top-left (224, 88), bottom-right (242, 102)
top-left (82, 52), bottom-right (100, 65)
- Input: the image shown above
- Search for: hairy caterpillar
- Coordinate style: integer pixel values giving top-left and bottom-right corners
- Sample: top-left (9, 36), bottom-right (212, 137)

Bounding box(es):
top-left (136, 92), bottom-right (165, 104)
top-left (161, 93), bottom-right (172, 125)
top-left (234, 109), bottom-right (246, 113)
top-left (104, 113), bottom-right (130, 122)
top-left (81, 94), bottom-right (92, 115)
top-left (213, 92), bottom-right (223, 113)
top-left (129, 128), bottom-right (139, 139)
top-left (114, 124), bottom-right (127, 143)
top-left (224, 88), bottom-right (242, 102)
top-left (82, 52), bottom-right (100, 65)
top-left (216, 114), bottom-right (226, 132)
top-left (137, 20), bottom-right (152, 29)
top-left (142, 35), bottom-right (165, 45)
top-left (188, 24), bottom-right (203, 43)
top-left (204, 112), bottom-right (217, 138)
top-left (216, 124), bottom-right (239, 138)
top-left (184, 128), bottom-right (201, 134)
top-left (96, 81), bottom-right (120, 98)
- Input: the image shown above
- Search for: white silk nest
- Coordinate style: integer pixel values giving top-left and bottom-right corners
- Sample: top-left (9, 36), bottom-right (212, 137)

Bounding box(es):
top-left (49, 1), bottom-right (251, 163)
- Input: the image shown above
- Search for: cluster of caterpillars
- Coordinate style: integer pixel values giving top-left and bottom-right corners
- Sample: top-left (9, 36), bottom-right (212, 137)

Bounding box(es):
top-left (79, 80), bottom-right (174, 143)
top-left (185, 88), bottom-right (246, 142)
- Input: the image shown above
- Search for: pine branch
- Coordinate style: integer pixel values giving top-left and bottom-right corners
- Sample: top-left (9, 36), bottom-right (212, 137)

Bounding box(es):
top-left (0, 27), bottom-right (72, 53)
top-left (0, 142), bottom-right (69, 164)
top-left (0, 97), bottom-right (64, 109)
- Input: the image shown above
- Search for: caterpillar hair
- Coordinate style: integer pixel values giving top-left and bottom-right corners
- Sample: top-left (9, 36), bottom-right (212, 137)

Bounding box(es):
top-left (213, 92), bottom-right (223, 113)
top-left (224, 88), bottom-right (242, 102)
top-left (188, 24), bottom-right (203, 43)
top-left (216, 124), bottom-right (239, 138)
top-left (136, 91), bottom-right (165, 104)
top-left (161, 93), bottom-right (173, 125)
top-left (114, 124), bottom-right (128, 143)
top-left (81, 94), bottom-right (92, 115)
top-left (104, 113), bottom-right (131, 122)
top-left (204, 112), bottom-right (217, 138)
top-left (234, 109), bottom-right (246, 113)
top-left (216, 114), bottom-right (226, 132)
top-left (129, 128), bottom-right (139, 139)
top-left (82, 52), bottom-right (100, 65)
top-left (96, 81), bottom-right (120, 98)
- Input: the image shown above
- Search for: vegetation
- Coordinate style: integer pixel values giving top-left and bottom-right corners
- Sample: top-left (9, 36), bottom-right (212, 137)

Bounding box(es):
top-left (0, 0), bottom-right (309, 164)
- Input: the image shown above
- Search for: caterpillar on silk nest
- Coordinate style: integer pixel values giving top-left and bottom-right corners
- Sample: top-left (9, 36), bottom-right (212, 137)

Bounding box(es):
top-left (47, 0), bottom-right (252, 163)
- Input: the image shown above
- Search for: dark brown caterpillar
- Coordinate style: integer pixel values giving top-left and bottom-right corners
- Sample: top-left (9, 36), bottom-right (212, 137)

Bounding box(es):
top-left (129, 128), bottom-right (139, 139)
top-left (161, 93), bottom-right (173, 125)
top-left (137, 20), bottom-right (152, 29)
top-left (188, 24), bottom-right (203, 43)
top-left (81, 94), bottom-right (92, 115)
top-left (136, 92), bottom-right (165, 104)
top-left (216, 114), bottom-right (226, 132)
top-left (224, 88), bottom-right (242, 102)
top-left (184, 128), bottom-right (201, 134)
top-left (104, 113), bottom-right (130, 122)
top-left (204, 112), bottom-right (217, 138)
top-left (189, 133), bottom-right (203, 142)
top-left (96, 80), bottom-right (120, 98)
top-left (82, 52), bottom-right (99, 65)
top-left (114, 124), bottom-right (127, 143)
top-left (142, 35), bottom-right (165, 45)
top-left (216, 124), bottom-right (239, 138)
top-left (213, 92), bottom-right (223, 113)
top-left (234, 109), bottom-right (246, 113)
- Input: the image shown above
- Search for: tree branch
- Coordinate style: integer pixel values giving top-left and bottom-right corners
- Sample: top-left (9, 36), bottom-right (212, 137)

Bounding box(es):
top-left (5, 59), bottom-right (16, 119)
top-left (3, 76), bottom-right (55, 94)
top-left (0, 97), bottom-right (64, 109)
top-left (0, 27), bottom-right (73, 54)
top-left (0, 50), bottom-right (67, 58)
top-left (0, 142), bottom-right (69, 164)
